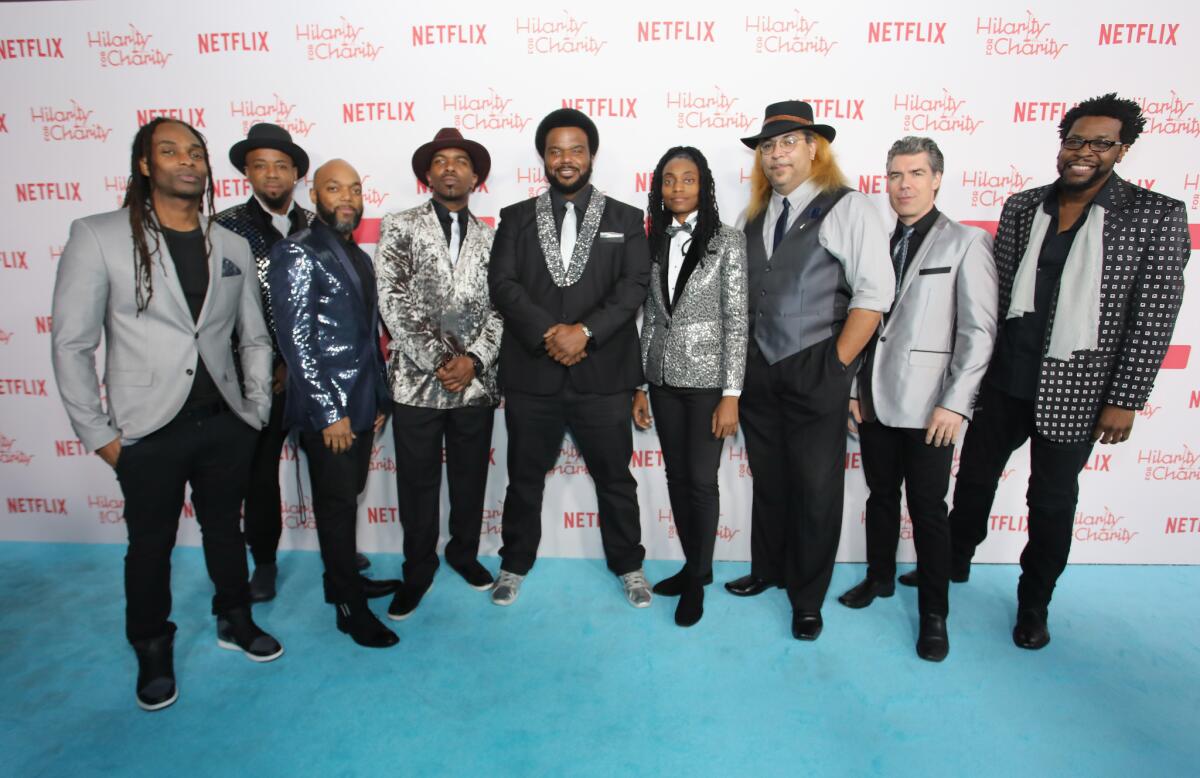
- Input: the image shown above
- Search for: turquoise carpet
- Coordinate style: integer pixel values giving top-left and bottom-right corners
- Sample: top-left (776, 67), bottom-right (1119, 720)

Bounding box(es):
top-left (1, 542), bottom-right (1196, 777)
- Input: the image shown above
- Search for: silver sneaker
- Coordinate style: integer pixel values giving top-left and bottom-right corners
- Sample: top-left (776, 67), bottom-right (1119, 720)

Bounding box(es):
top-left (491, 570), bottom-right (525, 607)
top-left (621, 570), bottom-right (653, 609)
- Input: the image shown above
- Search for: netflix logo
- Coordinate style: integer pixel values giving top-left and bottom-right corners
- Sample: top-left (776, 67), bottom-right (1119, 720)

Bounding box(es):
top-left (411, 23), bottom-right (488, 45)
top-left (867, 21), bottom-right (946, 44)
top-left (1097, 22), bottom-right (1180, 46)
top-left (342, 101), bottom-right (415, 123)
top-left (15, 182), bottom-right (82, 202)
top-left (636, 20), bottom-right (716, 43)
top-left (0, 37), bottom-right (63, 59)
top-left (560, 97), bottom-right (637, 118)
top-left (136, 107), bottom-right (206, 128)
top-left (197, 31), bottom-right (269, 54)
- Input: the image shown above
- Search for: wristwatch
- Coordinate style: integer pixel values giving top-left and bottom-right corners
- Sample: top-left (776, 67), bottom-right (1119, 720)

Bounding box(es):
top-left (579, 323), bottom-right (594, 340)
top-left (466, 352), bottom-right (484, 375)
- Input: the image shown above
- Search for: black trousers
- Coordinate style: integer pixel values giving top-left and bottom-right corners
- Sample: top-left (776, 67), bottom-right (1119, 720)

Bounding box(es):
top-left (739, 337), bottom-right (855, 613)
top-left (299, 429), bottom-right (373, 606)
top-left (244, 387), bottom-right (287, 566)
top-left (649, 384), bottom-right (724, 584)
top-left (949, 382), bottom-right (1094, 610)
top-left (859, 421), bottom-right (955, 617)
top-left (499, 387), bottom-right (644, 576)
top-left (115, 406), bottom-right (256, 644)
top-left (391, 402), bottom-right (495, 587)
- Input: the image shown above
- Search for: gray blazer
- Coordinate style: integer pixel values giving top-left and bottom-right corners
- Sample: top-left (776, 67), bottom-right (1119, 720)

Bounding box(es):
top-left (855, 213), bottom-right (998, 428)
top-left (641, 223), bottom-right (748, 391)
top-left (375, 201), bottom-right (502, 409)
top-left (51, 209), bottom-right (272, 450)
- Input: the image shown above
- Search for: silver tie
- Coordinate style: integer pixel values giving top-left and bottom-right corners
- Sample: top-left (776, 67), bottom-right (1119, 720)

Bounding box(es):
top-left (449, 213), bottom-right (461, 265)
top-left (560, 202), bottom-right (576, 271)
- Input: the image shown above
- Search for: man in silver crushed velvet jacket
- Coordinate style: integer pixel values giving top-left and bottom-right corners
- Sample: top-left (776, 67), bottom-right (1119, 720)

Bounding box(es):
top-left (374, 128), bottom-right (503, 619)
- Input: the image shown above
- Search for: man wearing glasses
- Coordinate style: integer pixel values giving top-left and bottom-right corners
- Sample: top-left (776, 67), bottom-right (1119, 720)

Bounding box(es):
top-left (947, 93), bottom-right (1189, 650)
top-left (727, 101), bottom-right (894, 640)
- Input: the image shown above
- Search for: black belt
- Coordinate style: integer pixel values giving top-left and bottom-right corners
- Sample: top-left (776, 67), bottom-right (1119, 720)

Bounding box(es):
top-left (173, 399), bottom-right (229, 423)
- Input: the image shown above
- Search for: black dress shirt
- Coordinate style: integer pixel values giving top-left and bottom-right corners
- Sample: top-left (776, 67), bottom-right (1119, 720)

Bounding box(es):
top-left (549, 184), bottom-right (594, 238)
top-left (890, 206), bottom-right (941, 284)
top-left (988, 190), bottom-right (1093, 400)
top-left (431, 199), bottom-right (470, 246)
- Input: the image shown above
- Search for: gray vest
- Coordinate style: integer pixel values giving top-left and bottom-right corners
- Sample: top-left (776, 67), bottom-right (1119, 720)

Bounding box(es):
top-left (745, 187), bottom-right (852, 364)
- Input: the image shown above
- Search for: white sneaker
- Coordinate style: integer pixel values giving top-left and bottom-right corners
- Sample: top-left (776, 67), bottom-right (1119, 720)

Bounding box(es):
top-left (621, 569), bottom-right (653, 608)
top-left (491, 570), bottom-right (525, 606)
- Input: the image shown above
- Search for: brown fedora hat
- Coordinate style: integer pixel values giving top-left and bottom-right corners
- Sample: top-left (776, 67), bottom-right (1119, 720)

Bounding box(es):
top-left (411, 128), bottom-right (491, 187)
top-left (740, 100), bottom-right (836, 148)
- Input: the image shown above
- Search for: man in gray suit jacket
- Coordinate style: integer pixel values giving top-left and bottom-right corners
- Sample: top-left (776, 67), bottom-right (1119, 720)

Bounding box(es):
top-left (839, 136), bottom-right (999, 662)
top-left (375, 128), bottom-right (503, 619)
top-left (51, 118), bottom-right (282, 712)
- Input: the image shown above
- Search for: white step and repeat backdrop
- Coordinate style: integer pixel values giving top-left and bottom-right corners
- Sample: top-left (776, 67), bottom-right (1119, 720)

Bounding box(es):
top-left (1, 0), bottom-right (1197, 565)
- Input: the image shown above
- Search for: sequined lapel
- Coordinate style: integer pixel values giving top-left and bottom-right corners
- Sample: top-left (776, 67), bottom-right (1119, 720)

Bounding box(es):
top-left (535, 189), bottom-right (606, 287)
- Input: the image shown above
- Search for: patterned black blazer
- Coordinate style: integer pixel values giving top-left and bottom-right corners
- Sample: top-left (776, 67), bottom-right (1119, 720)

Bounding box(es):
top-left (993, 174), bottom-right (1189, 443)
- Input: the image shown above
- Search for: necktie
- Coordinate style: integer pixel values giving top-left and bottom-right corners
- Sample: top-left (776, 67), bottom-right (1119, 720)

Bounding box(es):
top-left (448, 213), bottom-right (461, 265)
top-left (892, 224), bottom-right (915, 296)
top-left (560, 202), bottom-right (576, 271)
top-left (772, 197), bottom-right (791, 253)
top-left (665, 221), bottom-right (693, 237)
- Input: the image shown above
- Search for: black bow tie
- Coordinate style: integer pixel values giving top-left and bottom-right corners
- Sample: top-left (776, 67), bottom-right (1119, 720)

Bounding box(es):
top-left (665, 222), bottom-right (694, 237)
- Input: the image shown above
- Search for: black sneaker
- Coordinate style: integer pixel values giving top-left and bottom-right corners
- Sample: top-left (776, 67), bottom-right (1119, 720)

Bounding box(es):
top-left (132, 631), bottom-right (178, 712)
top-left (387, 580), bottom-right (433, 621)
top-left (217, 608), bottom-right (284, 662)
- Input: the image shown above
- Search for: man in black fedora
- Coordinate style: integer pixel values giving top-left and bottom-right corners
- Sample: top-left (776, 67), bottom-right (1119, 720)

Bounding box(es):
top-left (216, 123), bottom-right (315, 602)
top-left (726, 100), bottom-right (894, 641)
top-left (374, 128), bottom-right (503, 620)
top-left (487, 108), bottom-right (652, 608)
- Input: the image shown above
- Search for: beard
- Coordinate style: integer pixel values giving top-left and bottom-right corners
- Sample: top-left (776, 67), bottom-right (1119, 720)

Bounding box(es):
top-left (316, 200), bottom-right (362, 237)
top-left (545, 163), bottom-right (592, 195)
top-left (1055, 159), bottom-right (1112, 193)
top-left (257, 189), bottom-right (292, 212)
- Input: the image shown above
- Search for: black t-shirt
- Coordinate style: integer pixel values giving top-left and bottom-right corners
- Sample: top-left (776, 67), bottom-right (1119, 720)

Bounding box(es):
top-left (161, 226), bottom-right (222, 409)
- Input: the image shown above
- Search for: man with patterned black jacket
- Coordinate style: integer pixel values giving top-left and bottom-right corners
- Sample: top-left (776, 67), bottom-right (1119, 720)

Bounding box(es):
top-left (216, 123), bottom-right (314, 602)
top-left (947, 93), bottom-right (1189, 650)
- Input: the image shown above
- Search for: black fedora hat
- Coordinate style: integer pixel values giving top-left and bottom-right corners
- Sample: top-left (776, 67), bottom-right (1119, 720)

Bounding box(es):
top-left (229, 123), bottom-right (310, 177)
top-left (740, 100), bottom-right (836, 148)
top-left (411, 127), bottom-right (492, 187)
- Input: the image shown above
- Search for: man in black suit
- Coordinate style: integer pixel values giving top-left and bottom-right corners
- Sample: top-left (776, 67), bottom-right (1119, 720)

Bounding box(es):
top-left (487, 108), bottom-right (652, 608)
top-left (947, 93), bottom-right (1189, 650)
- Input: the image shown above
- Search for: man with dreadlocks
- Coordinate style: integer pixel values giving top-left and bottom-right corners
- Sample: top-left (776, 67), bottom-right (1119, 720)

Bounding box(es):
top-left (726, 100), bottom-right (895, 642)
top-left (51, 118), bottom-right (283, 712)
top-left (947, 93), bottom-right (1189, 650)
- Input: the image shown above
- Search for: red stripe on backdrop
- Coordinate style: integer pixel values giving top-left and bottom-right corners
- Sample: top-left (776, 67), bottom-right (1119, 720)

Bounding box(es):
top-left (961, 220), bottom-right (998, 236)
top-left (353, 215), bottom-right (495, 244)
top-left (1190, 224), bottom-right (1200, 250)
top-left (1161, 345), bottom-right (1190, 370)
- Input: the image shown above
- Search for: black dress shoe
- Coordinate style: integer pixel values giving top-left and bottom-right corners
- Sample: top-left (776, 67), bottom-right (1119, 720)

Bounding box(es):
top-left (217, 608), bottom-right (284, 662)
top-left (1013, 607), bottom-right (1050, 650)
top-left (653, 568), bottom-right (712, 596)
top-left (724, 574), bottom-right (776, 597)
top-left (897, 570), bottom-right (918, 587)
top-left (916, 613), bottom-right (949, 662)
top-left (386, 580), bottom-right (433, 621)
top-left (674, 585), bottom-right (704, 627)
top-left (355, 552), bottom-right (371, 571)
top-left (450, 560), bottom-right (494, 591)
top-left (791, 611), bottom-right (823, 641)
top-left (336, 602), bottom-right (399, 648)
top-left (249, 563), bottom-right (277, 603)
top-left (837, 577), bottom-right (895, 609)
top-left (361, 576), bottom-right (400, 599)
top-left (132, 631), bottom-right (177, 712)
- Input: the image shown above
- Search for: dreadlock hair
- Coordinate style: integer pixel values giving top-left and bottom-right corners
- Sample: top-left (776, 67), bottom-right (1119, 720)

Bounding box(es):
top-left (647, 146), bottom-right (719, 264)
top-left (1058, 93), bottom-right (1146, 146)
top-left (123, 117), bottom-right (217, 313)
top-left (745, 130), bottom-right (847, 222)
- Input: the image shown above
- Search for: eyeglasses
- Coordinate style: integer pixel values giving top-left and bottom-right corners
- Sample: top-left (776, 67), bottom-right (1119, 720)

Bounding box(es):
top-left (757, 135), bottom-right (803, 154)
top-left (1061, 136), bottom-right (1124, 152)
